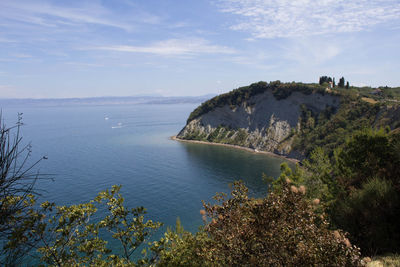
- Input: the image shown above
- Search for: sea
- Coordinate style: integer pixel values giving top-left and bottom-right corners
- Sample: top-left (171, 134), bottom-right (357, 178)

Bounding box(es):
top-left (1, 102), bottom-right (292, 256)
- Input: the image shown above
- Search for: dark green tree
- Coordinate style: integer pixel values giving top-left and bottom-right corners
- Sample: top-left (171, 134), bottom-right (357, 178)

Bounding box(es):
top-left (319, 76), bottom-right (333, 85)
top-left (331, 129), bottom-right (400, 254)
top-left (335, 128), bottom-right (400, 188)
top-left (338, 77), bottom-right (345, 87)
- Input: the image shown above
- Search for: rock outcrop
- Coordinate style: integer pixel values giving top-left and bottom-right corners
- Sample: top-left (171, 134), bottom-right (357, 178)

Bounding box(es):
top-left (177, 88), bottom-right (340, 159)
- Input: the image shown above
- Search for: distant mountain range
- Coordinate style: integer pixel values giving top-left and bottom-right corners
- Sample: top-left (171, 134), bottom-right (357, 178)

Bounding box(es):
top-left (0, 95), bottom-right (216, 107)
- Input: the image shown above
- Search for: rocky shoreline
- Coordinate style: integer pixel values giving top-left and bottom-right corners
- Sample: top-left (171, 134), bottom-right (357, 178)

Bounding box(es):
top-left (171, 136), bottom-right (300, 163)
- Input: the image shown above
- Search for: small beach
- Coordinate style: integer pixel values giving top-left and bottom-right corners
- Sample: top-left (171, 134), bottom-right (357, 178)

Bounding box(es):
top-left (171, 136), bottom-right (300, 163)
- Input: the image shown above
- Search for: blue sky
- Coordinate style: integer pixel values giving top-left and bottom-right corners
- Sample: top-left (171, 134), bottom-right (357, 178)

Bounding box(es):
top-left (1, 0), bottom-right (400, 98)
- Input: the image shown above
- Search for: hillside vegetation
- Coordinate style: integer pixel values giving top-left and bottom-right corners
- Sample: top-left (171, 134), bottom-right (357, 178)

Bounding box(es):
top-left (181, 80), bottom-right (400, 158)
top-left (187, 81), bottom-right (325, 123)
top-left (187, 81), bottom-right (400, 124)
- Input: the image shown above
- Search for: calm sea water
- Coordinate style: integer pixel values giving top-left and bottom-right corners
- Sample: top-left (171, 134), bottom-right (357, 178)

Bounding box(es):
top-left (2, 103), bottom-right (292, 249)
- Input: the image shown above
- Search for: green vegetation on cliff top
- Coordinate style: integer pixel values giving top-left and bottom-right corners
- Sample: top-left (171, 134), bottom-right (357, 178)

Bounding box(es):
top-left (187, 81), bottom-right (325, 123)
top-left (188, 81), bottom-right (400, 124)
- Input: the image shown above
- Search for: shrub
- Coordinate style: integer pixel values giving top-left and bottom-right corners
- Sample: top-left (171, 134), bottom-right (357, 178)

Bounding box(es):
top-left (332, 178), bottom-right (400, 255)
top-left (0, 114), bottom-right (48, 264)
top-left (159, 181), bottom-right (362, 266)
top-left (302, 129), bottom-right (400, 255)
top-left (155, 218), bottom-right (213, 267)
top-left (5, 185), bottom-right (162, 266)
top-left (201, 181), bottom-right (361, 266)
top-left (335, 128), bottom-right (400, 189)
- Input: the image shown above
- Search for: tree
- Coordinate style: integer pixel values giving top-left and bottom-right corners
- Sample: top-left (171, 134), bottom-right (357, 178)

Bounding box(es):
top-left (0, 114), bottom-right (48, 264)
top-left (332, 177), bottom-right (400, 255)
top-left (319, 76), bottom-right (332, 85)
top-left (331, 129), bottom-right (400, 254)
top-left (333, 77), bottom-right (336, 87)
top-left (338, 77), bottom-right (345, 87)
top-left (346, 81), bottom-right (350, 89)
top-left (5, 185), bottom-right (163, 266)
top-left (335, 128), bottom-right (400, 188)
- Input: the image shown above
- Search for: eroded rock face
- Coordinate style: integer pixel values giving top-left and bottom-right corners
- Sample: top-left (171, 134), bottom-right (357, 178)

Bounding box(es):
top-left (177, 90), bottom-right (340, 158)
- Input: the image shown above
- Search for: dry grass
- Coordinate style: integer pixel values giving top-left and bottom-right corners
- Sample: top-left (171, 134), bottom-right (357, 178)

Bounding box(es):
top-left (367, 254), bottom-right (400, 267)
top-left (361, 97), bottom-right (378, 104)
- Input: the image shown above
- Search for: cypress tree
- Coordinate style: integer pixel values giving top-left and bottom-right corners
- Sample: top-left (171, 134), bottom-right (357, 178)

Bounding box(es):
top-left (338, 77), bottom-right (345, 87)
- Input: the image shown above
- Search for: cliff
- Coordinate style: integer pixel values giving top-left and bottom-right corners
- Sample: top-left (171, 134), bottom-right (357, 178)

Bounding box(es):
top-left (177, 81), bottom-right (340, 159)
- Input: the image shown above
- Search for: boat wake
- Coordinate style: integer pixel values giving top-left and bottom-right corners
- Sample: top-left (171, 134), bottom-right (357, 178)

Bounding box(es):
top-left (111, 122), bottom-right (124, 129)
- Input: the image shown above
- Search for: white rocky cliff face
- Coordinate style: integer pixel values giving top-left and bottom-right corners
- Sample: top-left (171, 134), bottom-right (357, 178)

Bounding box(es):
top-left (177, 90), bottom-right (340, 158)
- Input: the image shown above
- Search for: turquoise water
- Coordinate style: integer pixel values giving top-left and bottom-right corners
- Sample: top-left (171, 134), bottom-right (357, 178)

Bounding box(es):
top-left (2, 103), bottom-right (291, 245)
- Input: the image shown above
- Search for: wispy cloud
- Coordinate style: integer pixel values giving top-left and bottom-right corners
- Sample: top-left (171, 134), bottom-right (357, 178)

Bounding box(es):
top-left (216, 0), bottom-right (400, 38)
top-left (14, 54), bottom-right (33, 59)
top-left (65, 62), bottom-right (104, 67)
top-left (283, 38), bottom-right (341, 65)
top-left (0, 0), bottom-right (136, 31)
top-left (0, 37), bottom-right (16, 43)
top-left (90, 38), bottom-right (236, 56)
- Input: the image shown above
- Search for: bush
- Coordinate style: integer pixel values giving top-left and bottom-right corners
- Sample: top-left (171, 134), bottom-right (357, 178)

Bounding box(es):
top-left (332, 178), bottom-right (400, 255)
top-left (158, 181), bottom-right (362, 266)
top-left (5, 185), bottom-right (162, 266)
top-left (155, 219), bottom-right (213, 267)
top-left (302, 129), bottom-right (400, 255)
top-left (0, 114), bottom-right (47, 264)
top-left (335, 128), bottom-right (400, 189)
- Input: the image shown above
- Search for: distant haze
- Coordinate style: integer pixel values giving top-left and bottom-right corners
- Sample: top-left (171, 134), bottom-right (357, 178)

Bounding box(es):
top-left (0, 95), bottom-right (215, 107)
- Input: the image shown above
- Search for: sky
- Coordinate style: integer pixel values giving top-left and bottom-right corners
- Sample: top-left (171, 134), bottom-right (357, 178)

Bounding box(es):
top-left (1, 0), bottom-right (400, 98)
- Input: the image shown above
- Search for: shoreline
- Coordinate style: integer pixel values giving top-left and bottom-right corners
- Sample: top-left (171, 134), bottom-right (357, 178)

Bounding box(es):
top-left (171, 136), bottom-right (300, 163)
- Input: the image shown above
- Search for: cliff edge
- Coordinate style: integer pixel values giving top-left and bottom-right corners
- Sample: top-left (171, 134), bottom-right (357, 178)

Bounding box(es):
top-left (177, 81), bottom-right (340, 159)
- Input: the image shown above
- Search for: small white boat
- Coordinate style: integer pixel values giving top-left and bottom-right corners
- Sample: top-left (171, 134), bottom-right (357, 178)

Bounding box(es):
top-left (112, 122), bottom-right (123, 129)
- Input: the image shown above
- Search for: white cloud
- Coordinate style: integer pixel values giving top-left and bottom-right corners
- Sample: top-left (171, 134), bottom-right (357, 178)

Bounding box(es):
top-left (90, 38), bottom-right (236, 56)
top-left (216, 0), bottom-right (400, 38)
top-left (0, 1), bottom-right (136, 31)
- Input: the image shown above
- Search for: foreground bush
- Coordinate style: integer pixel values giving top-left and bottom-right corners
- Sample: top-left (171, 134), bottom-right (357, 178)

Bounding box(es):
top-left (5, 185), bottom-right (162, 266)
top-left (158, 181), bottom-right (362, 266)
top-left (0, 114), bottom-right (48, 265)
top-left (332, 177), bottom-right (400, 255)
top-left (331, 129), bottom-right (400, 255)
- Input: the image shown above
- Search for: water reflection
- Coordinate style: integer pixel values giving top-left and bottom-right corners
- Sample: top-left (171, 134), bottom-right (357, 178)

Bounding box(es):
top-left (177, 141), bottom-right (294, 197)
